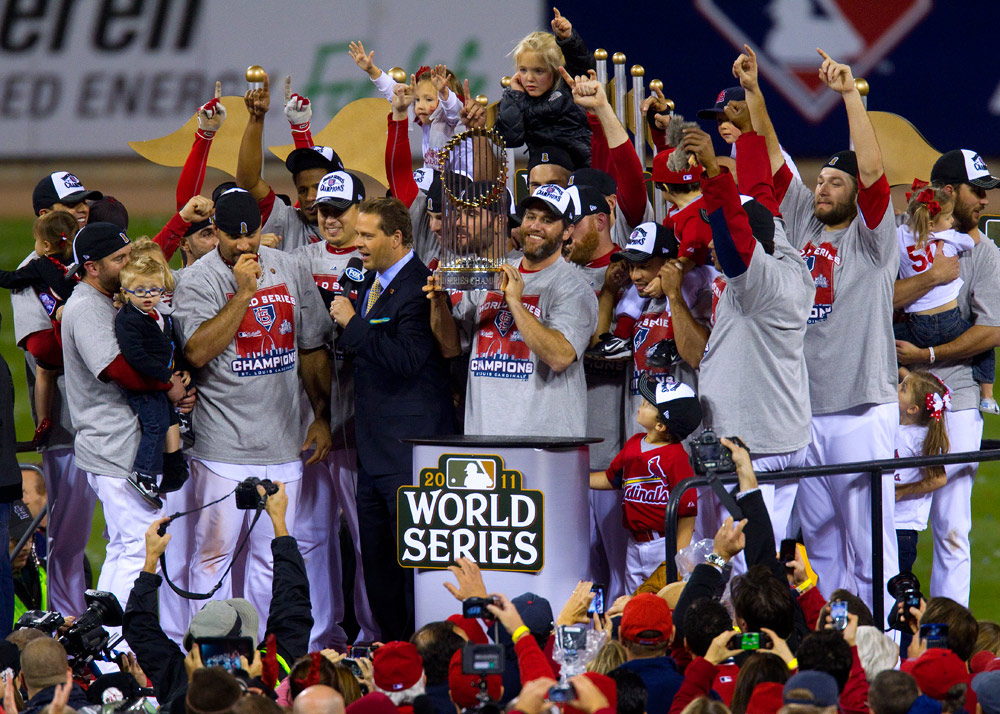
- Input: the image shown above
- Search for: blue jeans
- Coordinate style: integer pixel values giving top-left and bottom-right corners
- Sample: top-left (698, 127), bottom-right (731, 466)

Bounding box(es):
top-left (894, 308), bottom-right (996, 384)
top-left (125, 390), bottom-right (171, 478)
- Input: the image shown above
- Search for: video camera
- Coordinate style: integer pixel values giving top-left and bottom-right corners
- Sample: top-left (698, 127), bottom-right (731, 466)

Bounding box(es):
top-left (690, 429), bottom-right (747, 474)
top-left (234, 477), bottom-right (279, 510)
top-left (16, 590), bottom-right (125, 675)
top-left (460, 645), bottom-right (504, 714)
top-left (887, 572), bottom-right (924, 632)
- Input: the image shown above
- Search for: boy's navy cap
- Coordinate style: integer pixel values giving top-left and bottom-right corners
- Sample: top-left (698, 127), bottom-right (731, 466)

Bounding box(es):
top-left (569, 168), bottom-right (617, 196)
top-left (696, 87), bottom-right (746, 119)
top-left (527, 146), bottom-right (574, 174)
top-left (636, 373), bottom-right (702, 440)
top-left (611, 221), bottom-right (678, 263)
top-left (822, 150), bottom-right (858, 178)
top-left (212, 188), bottom-right (261, 236)
top-left (312, 171), bottom-right (366, 211)
top-left (931, 149), bottom-right (1000, 190)
top-left (32, 171), bottom-right (103, 216)
top-left (72, 222), bottom-right (131, 266)
top-left (285, 146), bottom-right (344, 177)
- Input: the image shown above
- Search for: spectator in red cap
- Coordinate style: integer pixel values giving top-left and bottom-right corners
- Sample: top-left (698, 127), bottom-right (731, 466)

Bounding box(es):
top-left (373, 642), bottom-right (426, 712)
top-left (448, 649), bottom-right (503, 711)
top-left (746, 682), bottom-right (785, 714)
top-left (348, 693), bottom-right (401, 714)
top-left (901, 648), bottom-right (974, 711)
top-left (618, 593), bottom-right (684, 714)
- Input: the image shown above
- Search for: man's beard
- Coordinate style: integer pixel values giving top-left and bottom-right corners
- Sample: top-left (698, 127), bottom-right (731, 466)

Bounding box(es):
top-left (813, 197), bottom-right (858, 227)
top-left (568, 226), bottom-right (600, 265)
top-left (953, 202), bottom-right (977, 233)
top-left (523, 232), bottom-right (562, 262)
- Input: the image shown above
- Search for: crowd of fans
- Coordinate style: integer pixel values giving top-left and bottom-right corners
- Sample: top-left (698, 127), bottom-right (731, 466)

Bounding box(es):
top-left (0, 6), bottom-right (997, 714)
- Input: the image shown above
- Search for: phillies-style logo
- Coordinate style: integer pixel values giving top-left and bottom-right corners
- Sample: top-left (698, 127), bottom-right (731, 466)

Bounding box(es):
top-left (253, 305), bottom-right (276, 330)
top-left (694, 0), bottom-right (931, 121)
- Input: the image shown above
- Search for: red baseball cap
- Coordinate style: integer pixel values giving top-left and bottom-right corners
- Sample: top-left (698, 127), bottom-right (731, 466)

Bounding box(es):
top-left (901, 649), bottom-right (970, 700)
top-left (620, 593), bottom-right (673, 644)
top-left (373, 641), bottom-right (424, 692)
top-left (447, 615), bottom-right (489, 645)
top-left (746, 682), bottom-right (784, 714)
top-left (652, 149), bottom-right (700, 185)
top-left (447, 650), bottom-right (503, 708)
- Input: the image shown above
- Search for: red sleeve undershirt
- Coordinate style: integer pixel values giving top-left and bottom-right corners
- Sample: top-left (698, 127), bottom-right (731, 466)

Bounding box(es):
top-left (734, 132), bottom-right (780, 216)
top-left (258, 189), bottom-right (278, 226)
top-left (386, 114), bottom-right (419, 208)
top-left (291, 123), bottom-right (313, 149)
top-left (176, 130), bottom-right (213, 211)
top-left (23, 329), bottom-right (63, 368)
top-left (152, 212), bottom-right (191, 262)
top-left (101, 354), bottom-right (171, 392)
top-left (857, 173), bottom-right (890, 230)
top-left (772, 163), bottom-right (794, 205)
top-left (608, 140), bottom-right (648, 228)
top-left (701, 168), bottom-right (756, 271)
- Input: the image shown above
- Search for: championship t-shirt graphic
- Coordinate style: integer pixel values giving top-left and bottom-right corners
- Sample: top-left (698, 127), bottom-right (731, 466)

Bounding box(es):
top-left (799, 241), bottom-right (840, 324)
top-left (710, 275), bottom-right (727, 326)
top-left (470, 292), bottom-right (541, 381)
top-left (227, 284), bottom-right (297, 376)
top-left (630, 305), bottom-right (674, 394)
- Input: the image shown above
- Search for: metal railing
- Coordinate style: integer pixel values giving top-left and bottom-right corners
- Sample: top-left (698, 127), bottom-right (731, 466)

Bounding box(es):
top-left (664, 442), bottom-right (1000, 621)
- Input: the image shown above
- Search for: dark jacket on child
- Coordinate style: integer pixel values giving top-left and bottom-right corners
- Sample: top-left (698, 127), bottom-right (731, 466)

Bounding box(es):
top-left (114, 303), bottom-right (175, 383)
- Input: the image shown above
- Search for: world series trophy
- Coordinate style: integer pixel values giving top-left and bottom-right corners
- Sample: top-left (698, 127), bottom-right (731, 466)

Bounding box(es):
top-left (436, 127), bottom-right (509, 291)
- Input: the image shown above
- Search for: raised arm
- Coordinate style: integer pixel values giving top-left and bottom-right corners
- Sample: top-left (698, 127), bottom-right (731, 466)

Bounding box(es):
top-left (385, 77), bottom-right (420, 208)
top-left (235, 72), bottom-right (273, 201)
top-left (817, 48), bottom-right (883, 186)
top-left (176, 81), bottom-right (225, 210)
top-left (732, 45), bottom-right (785, 177)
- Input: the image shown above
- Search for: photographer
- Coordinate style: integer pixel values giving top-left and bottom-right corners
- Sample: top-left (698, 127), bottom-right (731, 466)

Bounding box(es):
top-left (122, 481), bottom-right (312, 708)
top-left (18, 638), bottom-right (88, 714)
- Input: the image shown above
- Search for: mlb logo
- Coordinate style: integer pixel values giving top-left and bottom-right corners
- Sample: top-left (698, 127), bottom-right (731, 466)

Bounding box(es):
top-left (634, 325), bottom-right (650, 349)
top-left (253, 305), bottom-right (276, 330)
top-left (628, 226), bottom-right (648, 245)
top-left (445, 457), bottom-right (496, 490)
top-left (694, 0), bottom-right (931, 121)
top-left (320, 174), bottom-right (345, 192)
top-left (495, 309), bottom-right (514, 336)
top-left (536, 184), bottom-right (563, 200)
top-left (61, 173), bottom-right (82, 189)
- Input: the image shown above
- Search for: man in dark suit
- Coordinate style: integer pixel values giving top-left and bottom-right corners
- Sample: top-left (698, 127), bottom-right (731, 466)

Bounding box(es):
top-left (330, 196), bottom-right (453, 640)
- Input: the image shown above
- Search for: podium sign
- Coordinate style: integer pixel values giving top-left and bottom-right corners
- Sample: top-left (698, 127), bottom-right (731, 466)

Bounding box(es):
top-left (402, 436), bottom-right (597, 626)
top-left (398, 453), bottom-right (545, 572)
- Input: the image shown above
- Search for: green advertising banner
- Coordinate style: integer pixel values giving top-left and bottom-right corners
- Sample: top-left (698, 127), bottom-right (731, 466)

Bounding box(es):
top-left (398, 453), bottom-right (544, 572)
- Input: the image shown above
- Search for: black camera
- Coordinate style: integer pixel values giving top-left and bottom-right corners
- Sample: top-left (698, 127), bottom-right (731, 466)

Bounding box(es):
top-left (461, 644), bottom-right (505, 675)
top-left (690, 429), bottom-right (746, 474)
top-left (15, 610), bottom-right (65, 634)
top-left (462, 597), bottom-right (498, 619)
top-left (235, 477), bottom-right (279, 510)
top-left (547, 683), bottom-right (577, 703)
top-left (887, 572), bottom-right (924, 632)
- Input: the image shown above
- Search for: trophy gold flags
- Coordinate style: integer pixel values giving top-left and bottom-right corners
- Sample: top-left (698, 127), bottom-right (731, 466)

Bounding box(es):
top-left (436, 127), bottom-right (509, 291)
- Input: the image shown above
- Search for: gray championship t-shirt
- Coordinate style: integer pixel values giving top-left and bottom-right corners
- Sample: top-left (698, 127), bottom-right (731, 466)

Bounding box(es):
top-left (574, 256), bottom-right (626, 469)
top-left (293, 241), bottom-right (364, 436)
top-left (409, 191), bottom-right (441, 266)
top-left (172, 247), bottom-right (329, 464)
top-left (262, 199), bottom-right (322, 254)
top-left (908, 237), bottom-right (1000, 412)
top-left (780, 176), bottom-right (899, 414)
top-left (61, 282), bottom-right (140, 477)
top-left (699, 225), bottom-right (815, 453)
top-left (455, 257), bottom-right (598, 437)
top-left (11, 253), bottom-right (74, 450)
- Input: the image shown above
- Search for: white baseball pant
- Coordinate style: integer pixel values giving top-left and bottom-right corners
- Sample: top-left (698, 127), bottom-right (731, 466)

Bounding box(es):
top-left (589, 489), bottom-right (629, 602)
top-left (928, 408), bottom-right (982, 606)
top-left (297, 446), bottom-right (379, 649)
top-left (158, 475), bottom-right (198, 645)
top-left (625, 535), bottom-right (666, 594)
top-left (795, 402), bottom-right (899, 621)
top-left (186, 459), bottom-right (301, 643)
top-left (692, 448), bottom-right (806, 577)
top-left (41, 448), bottom-right (97, 616)
top-left (86, 473), bottom-right (165, 648)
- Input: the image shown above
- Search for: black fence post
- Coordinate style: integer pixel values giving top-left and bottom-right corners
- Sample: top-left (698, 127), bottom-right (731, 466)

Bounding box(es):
top-left (871, 468), bottom-right (884, 627)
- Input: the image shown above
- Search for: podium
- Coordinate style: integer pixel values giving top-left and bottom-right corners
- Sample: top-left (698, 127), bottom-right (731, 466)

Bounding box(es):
top-left (401, 435), bottom-right (599, 625)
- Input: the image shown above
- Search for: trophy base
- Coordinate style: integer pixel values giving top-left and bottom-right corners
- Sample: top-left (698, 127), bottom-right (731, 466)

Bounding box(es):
top-left (436, 267), bottom-right (502, 291)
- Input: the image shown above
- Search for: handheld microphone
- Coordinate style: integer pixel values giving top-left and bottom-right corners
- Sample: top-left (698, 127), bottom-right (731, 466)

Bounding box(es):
top-left (338, 257), bottom-right (365, 298)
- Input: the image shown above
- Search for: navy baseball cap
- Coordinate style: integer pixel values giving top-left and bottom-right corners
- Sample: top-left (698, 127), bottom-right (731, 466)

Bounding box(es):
top-left (33, 172), bottom-right (103, 215)
top-left (72, 222), bottom-right (131, 267)
top-left (784, 671), bottom-right (840, 708)
top-left (566, 185), bottom-right (610, 224)
top-left (822, 150), bottom-right (858, 178)
top-left (569, 168), bottom-right (617, 196)
top-left (285, 146), bottom-right (344, 177)
top-left (697, 87), bottom-right (746, 120)
top-left (213, 188), bottom-right (261, 236)
top-left (527, 146), bottom-right (574, 174)
top-left (511, 592), bottom-right (553, 636)
top-left (637, 373), bottom-right (702, 440)
top-left (611, 221), bottom-right (678, 263)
